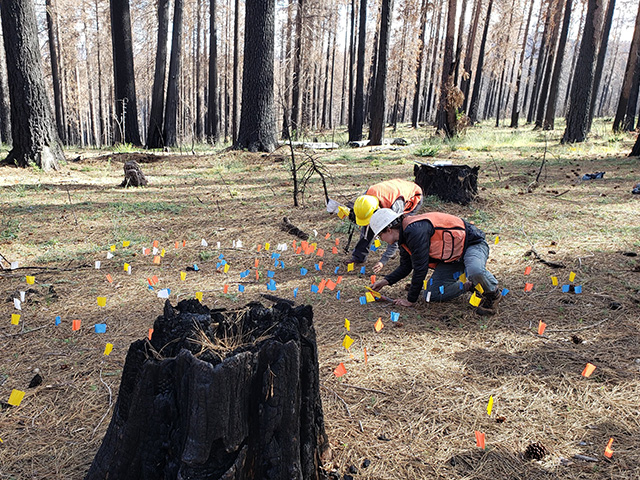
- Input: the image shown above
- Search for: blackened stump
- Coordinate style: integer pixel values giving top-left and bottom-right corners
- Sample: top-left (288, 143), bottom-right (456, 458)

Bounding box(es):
top-left (85, 299), bottom-right (330, 480)
top-left (120, 160), bottom-right (148, 187)
top-left (413, 164), bottom-right (479, 205)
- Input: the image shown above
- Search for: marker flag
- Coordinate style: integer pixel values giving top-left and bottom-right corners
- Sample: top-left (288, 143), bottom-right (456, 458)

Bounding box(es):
top-left (370, 275), bottom-right (376, 285)
top-left (11, 314), bottom-right (20, 325)
top-left (459, 273), bottom-right (467, 283)
top-left (318, 279), bottom-right (327, 294)
top-left (332, 247), bottom-right (338, 254)
top-left (524, 283), bottom-right (534, 292)
top-left (365, 292), bottom-right (375, 303)
top-left (538, 321), bottom-right (547, 335)
top-left (318, 261), bottom-right (324, 270)
top-left (123, 240), bottom-right (130, 247)
top-left (336, 291), bottom-right (341, 299)
top-left (94, 324), bottom-right (107, 333)
top-left (238, 285), bottom-right (245, 292)
top-left (390, 311), bottom-right (400, 322)
top-left (10, 261), bottom-right (18, 270)
top-left (374, 318), bottom-right (384, 332)
top-left (374, 239), bottom-right (381, 248)
top-left (55, 316), bottom-right (61, 325)
top-left (148, 328), bottom-right (154, 340)
top-left (20, 291), bottom-right (25, 302)
top-left (426, 291), bottom-right (432, 302)
top-left (223, 264), bottom-right (230, 273)
top-left (153, 256), bottom-right (161, 264)
top-left (582, 363), bottom-right (596, 377)
top-left (13, 298), bottom-right (21, 310)
top-left (72, 320), bottom-right (81, 331)
top-left (104, 343), bottom-right (113, 355)
top-left (201, 239), bottom-right (208, 247)
top-left (333, 363), bottom-right (347, 377)
top-left (110, 245), bottom-right (116, 252)
top-left (223, 285), bottom-right (229, 294)
top-left (494, 236), bottom-right (499, 245)
top-left (317, 248), bottom-right (325, 257)
top-left (574, 285), bottom-right (582, 294)
top-left (97, 297), bottom-right (107, 307)
top-left (254, 258), bottom-right (260, 268)
top-left (267, 270), bottom-right (275, 278)
top-left (95, 261), bottom-right (101, 269)
top-left (360, 266), bottom-right (366, 274)
top-left (326, 279), bottom-right (337, 290)
top-left (342, 335), bottom-right (354, 350)
top-left (569, 271), bottom-right (576, 282)
top-left (311, 285), bottom-right (319, 293)
top-left (180, 271), bottom-right (187, 281)
top-left (160, 248), bottom-right (165, 258)
top-left (153, 240), bottom-right (159, 248)
top-left (300, 268), bottom-right (308, 276)
top-left (561, 284), bottom-right (570, 293)
top-left (195, 292), bottom-right (203, 301)
top-left (293, 287), bottom-right (298, 298)
top-left (487, 396), bottom-right (494, 416)
top-left (325, 232), bottom-right (331, 240)
top-left (336, 276), bottom-right (343, 284)
top-left (344, 318), bottom-right (350, 331)
top-left (157, 288), bottom-right (171, 299)
top-left (524, 266), bottom-right (532, 275)
top-left (265, 242), bottom-right (270, 251)
top-left (604, 438), bottom-right (614, 458)
top-left (475, 284), bottom-right (484, 294)
top-left (364, 347), bottom-right (368, 364)
top-left (501, 288), bottom-right (510, 296)
top-left (335, 238), bottom-right (340, 246)
top-left (359, 296), bottom-right (367, 305)
top-left (25, 276), bottom-right (35, 285)
top-left (8, 390), bottom-right (25, 407)
top-left (107, 252), bottom-right (114, 259)
top-left (439, 285), bottom-right (445, 294)
top-left (551, 276), bottom-right (558, 286)
top-left (347, 263), bottom-right (354, 272)
top-left (469, 292), bottom-right (481, 307)
top-left (475, 431), bottom-right (486, 449)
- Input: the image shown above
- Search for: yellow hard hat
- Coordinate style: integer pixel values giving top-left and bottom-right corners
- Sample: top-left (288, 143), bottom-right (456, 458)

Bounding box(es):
top-left (354, 195), bottom-right (380, 226)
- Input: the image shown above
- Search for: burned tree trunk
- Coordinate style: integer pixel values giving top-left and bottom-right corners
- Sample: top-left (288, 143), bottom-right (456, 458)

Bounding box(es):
top-left (86, 299), bottom-right (330, 480)
top-left (414, 163), bottom-right (478, 205)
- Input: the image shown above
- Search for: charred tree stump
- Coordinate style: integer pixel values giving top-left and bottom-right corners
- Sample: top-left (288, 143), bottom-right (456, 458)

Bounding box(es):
top-left (120, 160), bottom-right (148, 187)
top-left (86, 299), bottom-right (331, 480)
top-left (413, 163), bottom-right (479, 205)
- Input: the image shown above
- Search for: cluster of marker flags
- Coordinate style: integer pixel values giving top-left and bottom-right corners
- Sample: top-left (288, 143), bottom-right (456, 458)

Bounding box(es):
top-left (5, 235), bottom-right (616, 458)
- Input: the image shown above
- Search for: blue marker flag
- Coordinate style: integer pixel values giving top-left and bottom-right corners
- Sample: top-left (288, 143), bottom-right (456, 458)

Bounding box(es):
top-left (360, 266), bottom-right (366, 274)
top-left (359, 296), bottom-right (367, 305)
top-left (95, 324), bottom-right (107, 334)
top-left (311, 285), bottom-right (319, 293)
top-left (453, 271), bottom-right (462, 280)
top-left (218, 254), bottom-right (224, 259)
top-left (239, 285), bottom-right (245, 292)
top-left (300, 268), bottom-right (308, 276)
top-left (429, 278), bottom-right (433, 286)
top-left (501, 288), bottom-right (509, 296)
top-left (562, 284), bottom-right (570, 293)
top-left (193, 264), bottom-right (199, 271)
top-left (267, 270), bottom-right (275, 278)
top-left (334, 266), bottom-right (340, 274)
top-left (439, 285), bottom-right (445, 294)
top-left (293, 287), bottom-right (298, 298)
top-left (280, 261), bottom-right (285, 269)
top-left (336, 291), bottom-right (341, 299)
top-left (55, 315), bottom-right (61, 326)
top-left (315, 263), bottom-right (321, 271)
top-left (390, 311), bottom-right (400, 322)
top-left (574, 285), bottom-right (582, 294)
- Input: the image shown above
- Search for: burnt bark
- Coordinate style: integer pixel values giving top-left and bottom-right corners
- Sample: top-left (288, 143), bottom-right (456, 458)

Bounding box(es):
top-left (85, 299), bottom-right (330, 480)
top-left (46, 0), bottom-right (66, 144)
top-left (291, 0), bottom-right (304, 136)
top-left (235, 0), bottom-right (277, 152)
top-left (207, 0), bottom-right (219, 143)
top-left (1, 0), bottom-right (63, 170)
top-left (411, 0), bottom-right (429, 128)
top-left (414, 164), bottom-right (478, 205)
top-left (146, 0), bottom-right (170, 149)
top-left (460, 0), bottom-right (482, 113)
top-left (612, 1), bottom-right (640, 132)
top-left (468, 0), bottom-right (493, 124)
top-left (0, 33), bottom-right (11, 145)
top-left (510, 0), bottom-right (534, 128)
top-left (349, 0), bottom-right (367, 141)
top-left (369, 0), bottom-right (393, 145)
top-left (588, 0), bottom-right (615, 128)
top-left (164, 0), bottom-right (184, 147)
top-left (534, 0), bottom-right (563, 129)
top-left (436, 0), bottom-right (458, 137)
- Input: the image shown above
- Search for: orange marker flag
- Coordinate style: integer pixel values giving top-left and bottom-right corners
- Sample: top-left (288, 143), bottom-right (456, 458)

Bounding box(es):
top-left (318, 261), bottom-right (323, 270)
top-left (255, 270), bottom-right (260, 280)
top-left (325, 232), bottom-right (331, 240)
top-left (72, 320), bottom-right (81, 331)
top-left (153, 255), bottom-right (161, 264)
top-left (295, 247), bottom-right (302, 254)
top-left (538, 320), bottom-right (547, 335)
top-left (153, 240), bottom-right (159, 248)
top-left (524, 283), bottom-right (534, 292)
top-left (336, 276), bottom-right (343, 284)
top-left (326, 279), bottom-right (337, 290)
top-left (374, 317), bottom-right (384, 332)
top-left (333, 362), bottom-right (347, 377)
top-left (182, 240), bottom-right (186, 247)
top-left (317, 248), bottom-right (325, 257)
top-left (335, 238), bottom-right (340, 246)
top-left (152, 275), bottom-right (159, 285)
top-left (301, 241), bottom-right (309, 250)
top-left (332, 246), bottom-right (338, 254)
top-left (364, 347), bottom-right (368, 364)
top-left (106, 274), bottom-right (113, 284)
top-left (293, 240), bottom-right (297, 249)
top-left (604, 438), bottom-right (614, 458)
top-left (223, 284), bottom-right (229, 294)
top-left (254, 258), bottom-right (260, 268)
top-left (475, 431), bottom-right (486, 449)
top-left (148, 328), bottom-right (154, 340)
top-left (524, 266), bottom-right (532, 275)
top-left (257, 244), bottom-right (262, 252)
top-left (582, 363), bottom-right (596, 377)
top-left (318, 279), bottom-right (327, 294)
top-left (370, 275), bottom-right (376, 285)
top-left (175, 241), bottom-right (179, 249)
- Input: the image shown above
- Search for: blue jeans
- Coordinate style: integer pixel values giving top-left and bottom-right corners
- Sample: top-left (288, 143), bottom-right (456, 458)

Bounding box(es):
top-left (425, 240), bottom-right (498, 302)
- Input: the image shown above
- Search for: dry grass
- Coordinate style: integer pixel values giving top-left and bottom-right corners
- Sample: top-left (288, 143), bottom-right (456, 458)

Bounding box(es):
top-left (0, 124), bottom-right (639, 479)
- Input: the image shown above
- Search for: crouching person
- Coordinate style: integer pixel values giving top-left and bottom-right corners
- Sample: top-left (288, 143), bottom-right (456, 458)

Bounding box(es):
top-left (369, 208), bottom-right (501, 315)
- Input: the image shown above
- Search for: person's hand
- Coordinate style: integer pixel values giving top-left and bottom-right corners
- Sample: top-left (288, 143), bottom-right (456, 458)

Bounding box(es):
top-left (371, 279), bottom-right (389, 291)
top-left (372, 262), bottom-right (384, 273)
top-left (393, 298), bottom-right (415, 307)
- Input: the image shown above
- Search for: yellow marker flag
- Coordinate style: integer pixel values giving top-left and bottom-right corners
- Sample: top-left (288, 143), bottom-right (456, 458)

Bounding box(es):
top-left (551, 276), bottom-right (558, 286)
top-left (365, 292), bottom-right (375, 303)
top-left (469, 292), bottom-right (482, 307)
top-left (374, 239), bottom-right (381, 248)
top-left (494, 236), bottom-right (499, 245)
top-left (342, 335), bottom-right (354, 350)
top-left (180, 271), bottom-right (187, 281)
top-left (25, 276), bottom-right (35, 285)
top-left (475, 284), bottom-right (484, 294)
top-left (265, 242), bottom-right (270, 251)
top-left (8, 389), bottom-right (25, 407)
top-left (160, 248), bottom-right (166, 258)
top-left (569, 271), bottom-right (576, 282)
top-left (344, 318), bottom-right (350, 331)
top-left (223, 264), bottom-right (230, 273)
top-left (459, 273), bottom-right (467, 283)
top-left (337, 206), bottom-right (350, 219)
top-left (423, 279), bottom-right (428, 289)
top-left (487, 395), bottom-right (494, 416)
top-left (110, 245), bottom-right (116, 252)
top-left (97, 297), bottom-right (107, 307)
top-left (347, 262), bottom-right (354, 272)
top-left (104, 343), bottom-right (114, 355)
top-left (122, 241), bottom-right (130, 247)
top-left (195, 291), bottom-right (203, 301)
top-left (11, 314), bottom-right (20, 325)
top-left (123, 263), bottom-right (130, 272)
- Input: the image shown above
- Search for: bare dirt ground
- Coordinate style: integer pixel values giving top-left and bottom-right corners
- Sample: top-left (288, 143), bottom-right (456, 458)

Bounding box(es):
top-left (0, 125), bottom-right (639, 479)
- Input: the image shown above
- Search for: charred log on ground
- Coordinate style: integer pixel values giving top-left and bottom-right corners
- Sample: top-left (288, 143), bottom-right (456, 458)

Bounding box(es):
top-left (85, 299), bottom-right (330, 480)
top-left (414, 163), bottom-right (479, 205)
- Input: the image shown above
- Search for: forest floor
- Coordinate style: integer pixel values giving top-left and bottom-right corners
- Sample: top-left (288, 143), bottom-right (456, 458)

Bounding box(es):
top-left (0, 121), bottom-right (639, 479)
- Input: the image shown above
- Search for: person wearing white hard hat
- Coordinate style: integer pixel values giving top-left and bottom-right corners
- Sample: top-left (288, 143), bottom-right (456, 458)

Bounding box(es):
top-left (347, 179), bottom-right (422, 273)
top-left (369, 208), bottom-right (500, 315)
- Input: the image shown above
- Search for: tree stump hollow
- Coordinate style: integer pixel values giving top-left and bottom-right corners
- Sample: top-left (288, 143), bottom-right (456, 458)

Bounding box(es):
top-left (414, 163), bottom-right (479, 205)
top-left (86, 299), bottom-right (330, 480)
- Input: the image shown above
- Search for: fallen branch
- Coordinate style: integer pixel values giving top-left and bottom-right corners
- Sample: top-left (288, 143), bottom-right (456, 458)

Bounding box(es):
top-left (524, 248), bottom-right (566, 269)
top-left (321, 384), bottom-right (351, 417)
top-left (340, 383), bottom-right (388, 395)
top-left (0, 324), bottom-right (48, 338)
top-left (93, 365), bottom-right (114, 436)
top-left (280, 217), bottom-right (309, 240)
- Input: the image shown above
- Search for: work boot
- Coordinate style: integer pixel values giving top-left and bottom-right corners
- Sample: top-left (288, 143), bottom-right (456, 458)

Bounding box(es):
top-left (476, 289), bottom-right (501, 316)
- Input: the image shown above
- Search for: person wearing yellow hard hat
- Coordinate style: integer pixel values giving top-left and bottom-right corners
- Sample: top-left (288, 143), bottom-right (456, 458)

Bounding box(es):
top-left (347, 179), bottom-right (423, 273)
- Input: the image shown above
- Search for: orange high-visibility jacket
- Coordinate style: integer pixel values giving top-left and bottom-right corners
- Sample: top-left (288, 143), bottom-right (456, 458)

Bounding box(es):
top-left (401, 212), bottom-right (466, 263)
top-left (366, 179), bottom-right (422, 214)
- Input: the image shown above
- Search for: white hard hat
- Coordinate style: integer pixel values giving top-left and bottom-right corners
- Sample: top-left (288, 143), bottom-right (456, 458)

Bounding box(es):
top-left (369, 208), bottom-right (402, 236)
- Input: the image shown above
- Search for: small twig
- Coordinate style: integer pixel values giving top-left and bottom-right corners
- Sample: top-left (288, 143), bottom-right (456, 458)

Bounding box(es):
top-left (340, 383), bottom-right (388, 395)
top-left (573, 454), bottom-right (599, 463)
top-left (0, 325), bottom-right (48, 338)
top-left (321, 384), bottom-right (351, 417)
top-left (524, 248), bottom-right (566, 268)
top-left (65, 186), bottom-right (79, 226)
top-left (554, 189), bottom-right (570, 197)
top-left (487, 153), bottom-right (502, 180)
top-left (93, 365), bottom-right (114, 435)
top-left (535, 134), bottom-right (548, 183)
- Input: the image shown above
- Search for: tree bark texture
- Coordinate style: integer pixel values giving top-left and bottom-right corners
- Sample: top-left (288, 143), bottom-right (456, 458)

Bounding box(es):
top-left (110, 0), bottom-right (142, 146)
top-left (534, 0), bottom-right (563, 129)
top-left (85, 299), bottom-right (330, 480)
top-left (207, 0), bottom-right (219, 143)
top-left (511, 0), bottom-right (534, 127)
top-left (562, 0), bottom-right (604, 143)
top-left (236, 0), bottom-right (277, 152)
top-left (436, 0), bottom-right (457, 137)
top-left (1, 0), bottom-right (63, 170)
top-left (588, 0), bottom-right (615, 128)
top-left (0, 33), bottom-right (11, 145)
top-left (414, 164), bottom-right (479, 205)
top-left (146, 0), bottom-right (170, 149)
top-left (612, 2), bottom-right (640, 131)
top-left (349, 0), bottom-right (367, 142)
top-left (460, 0), bottom-right (482, 113)
top-left (468, 0), bottom-right (493, 124)
top-left (46, 0), bottom-right (66, 144)
top-left (291, 0), bottom-right (304, 136)
top-left (164, 0), bottom-right (184, 147)
top-left (411, 0), bottom-right (429, 128)
top-left (369, 0), bottom-right (393, 145)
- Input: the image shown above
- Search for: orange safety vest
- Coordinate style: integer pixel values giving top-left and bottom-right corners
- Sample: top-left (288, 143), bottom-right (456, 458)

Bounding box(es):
top-left (366, 179), bottom-right (422, 214)
top-left (401, 212), bottom-right (466, 263)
